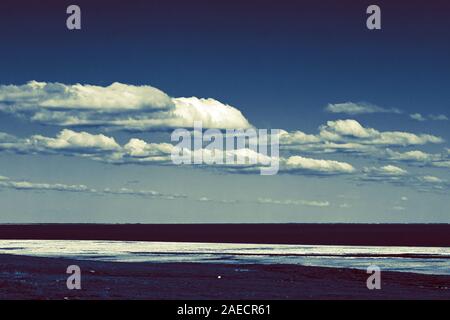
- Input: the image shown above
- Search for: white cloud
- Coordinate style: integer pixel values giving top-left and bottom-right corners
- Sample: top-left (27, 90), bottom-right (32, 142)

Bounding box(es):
top-left (319, 119), bottom-right (443, 146)
top-left (410, 113), bottom-right (426, 121)
top-left (0, 174), bottom-right (186, 200)
top-left (257, 197), bottom-right (330, 207)
top-left (121, 138), bottom-right (174, 164)
top-left (0, 81), bottom-right (172, 111)
top-left (385, 149), bottom-right (439, 163)
top-left (363, 165), bottom-right (408, 177)
top-left (30, 129), bottom-right (120, 152)
top-left (429, 114), bottom-right (448, 121)
top-left (325, 102), bottom-right (401, 115)
top-left (433, 161), bottom-right (450, 168)
top-left (0, 81), bottom-right (252, 130)
top-left (280, 120), bottom-right (444, 158)
top-left (419, 176), bottom-right (444, 184)
top-left (0, 177), bottom-right (92, 193)
top-left (282, 156), bottom-right (355, 174)
top-left (384, 149), bottom-right (450, 169)
top-left (300, 200), bottom-right (330, 207)
top-left (359, 165), bottom-right (448, 192)
top-left (278, 130), bottom-right (321, 145)
top-left (319, 119), bottom-right (378, 140)
top-left (172, 97), bottom-right (251, 130)
top-left (410, 113), bottom-right (448, 121)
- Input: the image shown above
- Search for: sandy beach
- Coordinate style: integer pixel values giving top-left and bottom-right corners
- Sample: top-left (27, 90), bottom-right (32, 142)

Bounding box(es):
top-left (0, 254), bottom-right (449, 300)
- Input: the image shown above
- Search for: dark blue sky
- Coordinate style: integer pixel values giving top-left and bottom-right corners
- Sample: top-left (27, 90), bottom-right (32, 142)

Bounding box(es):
top-left (0, 0), bottom-right (449, 222)
top-left (1, 0), bottom-right (449, 131)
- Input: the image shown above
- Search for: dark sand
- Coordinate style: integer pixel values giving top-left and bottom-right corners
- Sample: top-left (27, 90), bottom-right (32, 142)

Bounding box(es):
top-left (0, 254), bottom-right (449, 300)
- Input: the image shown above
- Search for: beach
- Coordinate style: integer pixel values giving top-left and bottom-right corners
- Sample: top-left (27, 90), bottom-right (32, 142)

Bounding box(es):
top-left (1, 254), bottom-right (449, 300)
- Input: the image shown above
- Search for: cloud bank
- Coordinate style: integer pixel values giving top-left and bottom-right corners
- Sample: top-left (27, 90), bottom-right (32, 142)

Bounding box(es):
top-left (0, 81), bottom-right (252, 130)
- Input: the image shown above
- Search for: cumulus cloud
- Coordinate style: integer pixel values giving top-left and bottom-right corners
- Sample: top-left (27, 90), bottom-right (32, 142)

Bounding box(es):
top-left (359, 165), bottom-right (412, 187)
top-left (31, 129), bottom-right (120, 152)
top-left (325, 102), bottom-right (401, 115)
top-left (359, 165), bottom-right (448, 192)
top-left (363, 165), bottom-right (408, 177)
top-left (282, 156), bottom-right (355, 175)
top-left (121, 138), bottom-right (174, 164)
top-left (4, 125), bottom-right (448, 183)
top-left (279, 119), bottom-right (444, 161)
top-left (433, 161), bottom-right (450, 169)
top-left (384, 149), bottom-right (450, 169)
top-left (0, 81), bottom-right (172, 111)
top-left (1, 128), bottom-right (361, 177)
top-left (419, 175), bottom-right (444, 184)
top-left (0, 81), bottom-right (252, 130)
top-left (385, 149), bottom-right (439, 163)
top-left (319, 120), bottom-right (443, 146)
top-left (280, 119), bottom-right (444, 151)
top-left (278, 130), bottom-right (321, 145)
top-left (0, 129), bottom-right (172, 164)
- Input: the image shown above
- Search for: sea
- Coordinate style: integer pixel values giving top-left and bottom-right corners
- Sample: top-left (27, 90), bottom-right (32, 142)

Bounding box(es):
top-left (0, 240), bottom-right (449, 275)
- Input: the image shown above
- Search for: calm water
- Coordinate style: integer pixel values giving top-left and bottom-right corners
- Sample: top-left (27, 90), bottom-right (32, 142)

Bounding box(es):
top-left (0, 240), bottom-right (449, 275)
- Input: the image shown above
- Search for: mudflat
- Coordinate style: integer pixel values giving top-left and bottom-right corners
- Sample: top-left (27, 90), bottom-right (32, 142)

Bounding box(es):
top-left (0, 254), bottom-right (449, 300)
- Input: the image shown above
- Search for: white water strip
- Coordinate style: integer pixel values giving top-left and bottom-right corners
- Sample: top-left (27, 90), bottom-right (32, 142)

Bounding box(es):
top-left (0, 240), bottom-right (449, 275)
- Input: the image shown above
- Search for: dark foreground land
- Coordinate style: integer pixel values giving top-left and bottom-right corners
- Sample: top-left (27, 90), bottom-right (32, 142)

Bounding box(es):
top-left (0, 254), bottom-right (449, 300)
top-left (0, 224), bottom-right (449, 246)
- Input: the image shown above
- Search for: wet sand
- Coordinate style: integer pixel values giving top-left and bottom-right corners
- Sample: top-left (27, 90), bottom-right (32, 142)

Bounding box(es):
top-left (0, 254), bottom-right (449, 300)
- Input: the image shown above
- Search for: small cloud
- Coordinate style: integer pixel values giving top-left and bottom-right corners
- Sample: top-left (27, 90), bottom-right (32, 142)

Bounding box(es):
top-left (257, 197), bottom-right (330, 207)
top-left (429, 114), bottom-right (448, 121)
top-left (410, 113), bottom-right (426, 121)
top-left (400, 196), bottom-right (408, 201)
top-left (419, 176), bottom-right (444, 184)
top-left (282, 156), bottom-right (355, 175)
top-left (363, 165), bottom-right (408, 177)
top-left (410, 113), bottom-right (448, 121)
top-left (325, 102), bottom-right (401, 115)
top-left (300, 200), bottom-right (330, 207)
top-left (392, 206), bottom-right (406, 211)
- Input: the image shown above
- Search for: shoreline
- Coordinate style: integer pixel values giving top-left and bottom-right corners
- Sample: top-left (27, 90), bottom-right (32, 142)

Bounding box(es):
top-left (1, 254), bottom-right (449, 300)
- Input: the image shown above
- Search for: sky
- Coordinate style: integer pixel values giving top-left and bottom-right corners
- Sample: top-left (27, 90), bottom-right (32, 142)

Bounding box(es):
top-left (0, 0), bottom-right (449, 223)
